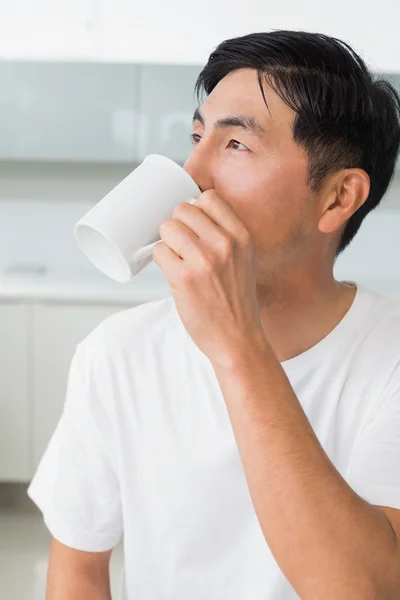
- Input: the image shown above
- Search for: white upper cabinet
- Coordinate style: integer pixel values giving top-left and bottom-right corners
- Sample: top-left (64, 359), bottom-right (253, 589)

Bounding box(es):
top-left (0, 61), bottom-right (140, 162)
top-left (137, 65), bottom-right (202, 162)
top-left (0, 0), bottom-right (99, 62)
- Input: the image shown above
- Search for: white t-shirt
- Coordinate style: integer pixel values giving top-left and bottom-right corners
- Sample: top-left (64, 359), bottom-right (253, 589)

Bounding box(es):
top-left (28, 281), bottom-right (400, 600)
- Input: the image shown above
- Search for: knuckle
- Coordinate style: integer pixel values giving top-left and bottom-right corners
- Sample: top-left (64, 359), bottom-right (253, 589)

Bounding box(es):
top-left (178, 267), bottom-right (193, 286)
top-left (199, 189), bottom-right (214, 206)
top-left (159, 219), bottom-right (173, 234)
top-left (218, 235), bottom-right (234, 258)
top-left (198, 252), bottom-right (214, 272)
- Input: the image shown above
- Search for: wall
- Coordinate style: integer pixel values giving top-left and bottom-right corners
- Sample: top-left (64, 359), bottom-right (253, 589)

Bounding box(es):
top-left (99, 0), bottom-right (400, 70)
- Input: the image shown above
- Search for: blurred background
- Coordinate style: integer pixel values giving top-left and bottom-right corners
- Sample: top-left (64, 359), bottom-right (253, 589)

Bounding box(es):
top-left (1, 1), bottom-right (400, 598)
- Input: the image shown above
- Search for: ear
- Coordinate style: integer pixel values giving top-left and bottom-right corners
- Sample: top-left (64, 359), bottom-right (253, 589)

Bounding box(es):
top-left (318, 169), bottom-right (370, 235)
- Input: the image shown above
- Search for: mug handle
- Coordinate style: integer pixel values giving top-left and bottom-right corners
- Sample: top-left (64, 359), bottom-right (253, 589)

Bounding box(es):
top-left (132, 197), bottom-right (198, 263)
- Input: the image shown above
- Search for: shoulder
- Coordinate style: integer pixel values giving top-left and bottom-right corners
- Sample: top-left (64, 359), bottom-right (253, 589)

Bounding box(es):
top-left (67, 296), bottom-right (184, 415)
top-left (78, 295), bottom-right (181, 359)
top-left (355, 286), bottom-right (400, 396)
top-left (361, 286), bottom-right (400, 350)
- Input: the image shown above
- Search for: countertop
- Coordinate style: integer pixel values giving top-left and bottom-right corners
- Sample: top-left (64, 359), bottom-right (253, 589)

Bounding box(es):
top-left (0, 269), bottom-right (171, 304)
top-left (2, 270), bottom-right (400, 306)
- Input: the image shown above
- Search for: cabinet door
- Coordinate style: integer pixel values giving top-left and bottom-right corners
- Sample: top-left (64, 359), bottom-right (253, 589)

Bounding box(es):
top-left (0, 0), bottom-right (98, 61)
top-left (0, 303), bottom-right (30, 481)
top-left (0, 61), bottom-right (139, 162)
top-left (138, 65), bottom-right (202, 163)
top-left (32, 302), bottom-right (134, 475)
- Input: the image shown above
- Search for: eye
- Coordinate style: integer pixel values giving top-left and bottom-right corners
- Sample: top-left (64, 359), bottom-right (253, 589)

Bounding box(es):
top-left (189, 134), bottom-right (249, 151)
top-left (189, 133), bottom-right (202, 145)
top-left (228, 139), bottom-right (248, 151)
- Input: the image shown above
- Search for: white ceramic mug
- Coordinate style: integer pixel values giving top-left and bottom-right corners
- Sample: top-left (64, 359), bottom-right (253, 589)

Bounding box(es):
top-left (74, 154), bottom-right (201, 282)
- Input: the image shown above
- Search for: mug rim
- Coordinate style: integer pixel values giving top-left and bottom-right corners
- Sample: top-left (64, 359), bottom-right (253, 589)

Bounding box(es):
top-left (74, 222), bottom-right (132, 283)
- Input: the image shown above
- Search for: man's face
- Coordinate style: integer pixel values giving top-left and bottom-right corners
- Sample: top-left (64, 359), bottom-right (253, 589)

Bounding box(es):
top-left (183, 68), bottom-right (321, 277)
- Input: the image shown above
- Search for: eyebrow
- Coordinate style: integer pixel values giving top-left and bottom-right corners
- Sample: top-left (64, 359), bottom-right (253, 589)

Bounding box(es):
top-left (192, 106), bottom-right (266, 138)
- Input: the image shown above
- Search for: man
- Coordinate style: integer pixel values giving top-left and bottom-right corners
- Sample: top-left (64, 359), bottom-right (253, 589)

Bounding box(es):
top-left (28, 30), bottom-right (400, 599)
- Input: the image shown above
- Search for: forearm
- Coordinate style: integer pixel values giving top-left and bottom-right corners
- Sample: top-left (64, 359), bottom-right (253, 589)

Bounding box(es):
top-left (212, 341), bottom-right (400, 600)
top-left (47, 574), bottom-right (112, 600)
top-left (47, 539), bottom-right (112, 600)
top-left (46, 576), bottom-right (111, 600)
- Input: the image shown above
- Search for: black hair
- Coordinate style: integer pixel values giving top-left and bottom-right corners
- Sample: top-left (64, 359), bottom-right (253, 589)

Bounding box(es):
top-left (194, 31), bottom-right (400, 257)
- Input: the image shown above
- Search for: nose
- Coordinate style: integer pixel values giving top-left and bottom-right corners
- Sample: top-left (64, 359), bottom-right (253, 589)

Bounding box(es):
top-left (183, 150), bottom-right (213, 194)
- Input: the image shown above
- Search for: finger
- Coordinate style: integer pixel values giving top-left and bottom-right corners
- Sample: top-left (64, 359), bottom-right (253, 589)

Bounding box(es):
top-left (195, 190), bottom-right (249, 242)
top-left (152, 240), bottom-right (181, 278)
top-left (172, 201), bottom-right (225, 247)
top-left (159, 219), bottom-right (202, 263)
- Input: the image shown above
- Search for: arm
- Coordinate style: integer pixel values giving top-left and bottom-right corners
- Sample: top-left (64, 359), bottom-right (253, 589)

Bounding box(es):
top-left (47, 538), bottom-right (113, 600)
top-left (212, 339), bottom-right (400, 600)
top-left (27, 343), bottom-right (123, 598)
top-left (150, 189), bottom-right (400, 598)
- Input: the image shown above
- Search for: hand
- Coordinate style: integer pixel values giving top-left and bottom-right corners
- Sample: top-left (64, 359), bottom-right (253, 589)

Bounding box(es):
top-left (152, 190), bottom-right (268, 368)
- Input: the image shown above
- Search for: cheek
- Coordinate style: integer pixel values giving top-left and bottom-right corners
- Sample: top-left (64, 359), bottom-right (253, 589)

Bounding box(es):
top-left (215, 160), bottom-right (262, 198)
top-left (264, 152), bottom-right (310, 211)
top-left (217, 156), bottom-right (310, 238)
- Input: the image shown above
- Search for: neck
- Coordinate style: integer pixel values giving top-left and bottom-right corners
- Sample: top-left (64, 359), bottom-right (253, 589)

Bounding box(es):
top-left (256, 273), bottom-right (357, 363)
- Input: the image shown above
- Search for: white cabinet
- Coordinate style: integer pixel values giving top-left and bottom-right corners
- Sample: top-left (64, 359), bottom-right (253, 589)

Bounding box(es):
top-left (0, 62), bottom-right (140, 162)
top-left (0, 0), bottom-right (99, 62)
top-left (32, 302), bottom-right (133, 474)
top-left (1, 58), bottom-right (396, 164)
top-left (138, 65), bottom-right (201, 162)
top-left (0, 302), bottom-right (30, 481)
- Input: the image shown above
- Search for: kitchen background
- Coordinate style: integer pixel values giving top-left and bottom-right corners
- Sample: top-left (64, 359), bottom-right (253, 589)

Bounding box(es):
top-left (1, 1), bottom-right (400, 598)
